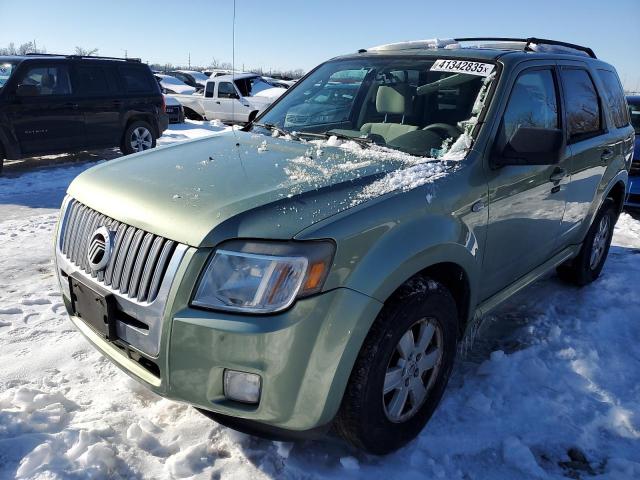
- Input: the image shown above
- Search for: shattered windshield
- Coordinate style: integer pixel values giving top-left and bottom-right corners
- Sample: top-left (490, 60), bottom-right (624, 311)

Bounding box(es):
top-left (0, 62), bottom-right (16, 89)
top-left (256, 57), bottom-right (497, 157)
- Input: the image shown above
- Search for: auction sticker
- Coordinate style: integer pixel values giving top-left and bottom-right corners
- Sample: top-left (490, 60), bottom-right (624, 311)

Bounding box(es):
top-left (430, 59), bottom-right (495, 77)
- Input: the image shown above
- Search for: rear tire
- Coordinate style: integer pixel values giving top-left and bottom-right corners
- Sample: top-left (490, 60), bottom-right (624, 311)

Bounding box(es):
top-left (120, 121), bottom-right (156, 155)
top-left (556, 198), bottom-right (616, 286)
top-left (335, 277), bottom-right (458, 455)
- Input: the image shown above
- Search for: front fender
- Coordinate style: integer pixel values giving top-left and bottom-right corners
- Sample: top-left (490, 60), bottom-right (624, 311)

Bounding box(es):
top-left (296, 164), bottom-right (486, 317)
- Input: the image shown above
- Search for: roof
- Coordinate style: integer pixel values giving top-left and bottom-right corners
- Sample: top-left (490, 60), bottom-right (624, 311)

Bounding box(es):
top-left (332, 37), bottom-right (605, 65)
top-left (208, 73), bottom-right (259, 82)
top-left (0, 54), bottom-right (140, 63)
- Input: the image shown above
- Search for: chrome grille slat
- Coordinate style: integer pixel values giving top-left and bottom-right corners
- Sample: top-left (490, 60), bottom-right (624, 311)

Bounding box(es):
top-left (58, 199), bottom-right (182, 304)
top-left (111, 226), bottom-right (135, 291)
top-left (120, 230), bottom-right (144, 295)
top-left (148, 240), bottom-right (175, 302)
top-left (137, 236), bottom-right (164, 302)
top-left (70, 206), bottom-right (89, 263)
top-left (128, 233), bottom-right (154, 299)
top-left (104, 223), bottom-right (127, 286)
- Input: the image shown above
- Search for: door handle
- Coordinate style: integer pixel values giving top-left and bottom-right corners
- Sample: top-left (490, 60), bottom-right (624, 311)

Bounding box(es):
top-left (601, 148), bottom-right (614, 162)
top-left (215, 101), bottom-right (221, 104)
top-left (549, 167), bottom-right (567, 183)
top-left (64, 102), bottom-right (79, 109)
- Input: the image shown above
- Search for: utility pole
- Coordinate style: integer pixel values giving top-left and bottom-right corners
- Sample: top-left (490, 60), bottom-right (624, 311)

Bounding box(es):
top-left (33, 39), bottom-right (37, 52)
top-left (188, 52), bottom-right (191, 69)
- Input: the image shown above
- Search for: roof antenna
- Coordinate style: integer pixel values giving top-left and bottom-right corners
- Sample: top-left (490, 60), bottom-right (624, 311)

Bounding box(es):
top-left (231, 0), bottom-right (239, 143)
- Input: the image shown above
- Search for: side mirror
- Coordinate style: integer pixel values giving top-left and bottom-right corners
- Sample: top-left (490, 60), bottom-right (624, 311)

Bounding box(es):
top-left (493, 127), bottom-right (563, 167)
top-left (16, 84), bottom-right (39, 97)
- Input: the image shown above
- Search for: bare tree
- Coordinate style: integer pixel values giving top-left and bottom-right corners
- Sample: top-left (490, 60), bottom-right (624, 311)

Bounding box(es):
top-left (0, 41), bottom-right (46, 56)
top-left (75, 46), bottom-right (99, 56)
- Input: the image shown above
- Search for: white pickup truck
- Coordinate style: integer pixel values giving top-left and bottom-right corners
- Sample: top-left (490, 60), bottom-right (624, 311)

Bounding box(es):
top-left (168, 73), bottom-right (286, 124)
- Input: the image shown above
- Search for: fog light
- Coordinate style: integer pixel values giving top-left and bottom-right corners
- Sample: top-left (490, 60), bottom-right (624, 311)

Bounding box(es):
top-left (223, 370), bottom-right (262, 404)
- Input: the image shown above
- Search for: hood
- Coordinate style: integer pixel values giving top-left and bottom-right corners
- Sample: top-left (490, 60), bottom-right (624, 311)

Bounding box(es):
top-left (252, 87), bottom-right (286, 99)
top-left (67, 131), bottom-right (448, 247)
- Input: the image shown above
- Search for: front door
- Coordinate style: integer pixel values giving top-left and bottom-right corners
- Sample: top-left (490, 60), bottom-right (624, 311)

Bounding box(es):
top-left (7, 63), bottom-right (85, 155)
top-left (480, 65), bottom-right (569, 300)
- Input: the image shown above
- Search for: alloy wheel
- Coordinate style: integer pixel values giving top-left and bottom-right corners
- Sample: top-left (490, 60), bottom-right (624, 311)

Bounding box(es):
top-left (130, 127), bottom-right (153, 152)
top-left (383, 318), bottom-right (443, 423)
top-left (589, 214), bottom-right (610, 270)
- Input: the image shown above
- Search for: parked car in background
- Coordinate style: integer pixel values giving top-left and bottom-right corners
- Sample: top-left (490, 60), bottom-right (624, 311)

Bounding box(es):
top-left (263, 76), bottom-right (291, 89)
top-left (154, 74), bottom-right (196, 95)
top-left (205, 69), bottom-right (246, 78)
top-left (169, 73), bottom-right (286, 123)
top-left (625, 95), bottom-right (640, 207)
top-left (55, 37), bottom-right (633, 454)
top-left (164, 94), bottom-right (184, 123)
top-left (167, 70), bottom-right (209, 92)
top-left (0, 54), bottom-right (167, 174)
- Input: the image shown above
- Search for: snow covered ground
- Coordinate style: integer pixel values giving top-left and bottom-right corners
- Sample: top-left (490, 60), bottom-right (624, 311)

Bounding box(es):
top-left (1, 121), bottom-right (639, 479)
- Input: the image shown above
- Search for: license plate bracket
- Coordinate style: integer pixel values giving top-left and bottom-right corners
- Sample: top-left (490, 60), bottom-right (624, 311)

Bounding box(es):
top-left (68, 275), bottom-right (117, 341)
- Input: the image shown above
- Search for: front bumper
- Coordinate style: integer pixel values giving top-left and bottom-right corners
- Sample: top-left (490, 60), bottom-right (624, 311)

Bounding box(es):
top-left (57, 230), bottom-right (383, 432)
top-left (625, 176), bottom-right (640, 208)
top-left (165, 106), bottom-right (184, 124)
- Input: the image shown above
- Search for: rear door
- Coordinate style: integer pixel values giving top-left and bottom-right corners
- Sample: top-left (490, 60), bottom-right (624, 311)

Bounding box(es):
top-left (74, 63), bottom-right (122, 147)
top-left (555, 63), bottom-right (626, 244)
top-left (481, 63), bottom-right (569, 299)
top-left (7, 62), bottom-right (85, 155)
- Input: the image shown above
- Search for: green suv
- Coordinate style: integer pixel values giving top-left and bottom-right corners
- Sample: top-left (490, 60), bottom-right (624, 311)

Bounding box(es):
top-left (55, 38), bottom-right (635, 454)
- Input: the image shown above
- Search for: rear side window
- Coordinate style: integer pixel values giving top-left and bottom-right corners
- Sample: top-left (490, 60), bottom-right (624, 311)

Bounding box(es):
top-left (16, 65), bottom-right (72, 96)
top-left (501, 69), bottom-right (559, 142)
top-left (76, 66), bottom-right (110, 95)
top-left (119, 65), bottom-right (154, 93)
top-left (597, 69), bottom-right (629, 129)
top-left (560, 68), bottom-right (602, 141)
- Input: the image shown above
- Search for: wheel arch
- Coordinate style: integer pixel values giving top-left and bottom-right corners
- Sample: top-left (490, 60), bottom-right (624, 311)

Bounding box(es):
top-left (248, 110), bottom-right (259, 123)
top-left (605, 179), bottom-right (626, 217)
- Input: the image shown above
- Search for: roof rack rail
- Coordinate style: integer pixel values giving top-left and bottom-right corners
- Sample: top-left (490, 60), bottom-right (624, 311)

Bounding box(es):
top-left (25, 52), bottom-right (141, 62)
top-left (454, 37), bottom-right (596, 59)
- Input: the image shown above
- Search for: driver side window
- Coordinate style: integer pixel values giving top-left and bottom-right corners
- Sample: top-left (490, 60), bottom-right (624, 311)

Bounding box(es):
top-left (500, 69), bottom-right (558, 144)
top-left (217, 82), bottom-right (237, 99)
top-left (18, 65), bottom-right (72, 96)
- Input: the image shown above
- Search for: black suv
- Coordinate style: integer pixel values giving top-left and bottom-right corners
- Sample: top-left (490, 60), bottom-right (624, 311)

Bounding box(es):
top-left (0, 54), bottom-right (168, 174)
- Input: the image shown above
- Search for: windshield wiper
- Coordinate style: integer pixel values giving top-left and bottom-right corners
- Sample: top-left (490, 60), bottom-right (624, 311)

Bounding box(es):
top-left (253, 122), bottom-right (299, 140)
top-left (293, 130), bottom-right (372, 149)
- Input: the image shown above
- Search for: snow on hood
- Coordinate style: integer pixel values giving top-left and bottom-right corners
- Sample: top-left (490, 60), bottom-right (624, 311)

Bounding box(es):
top-left (68, 131), bottom-right (455, 246)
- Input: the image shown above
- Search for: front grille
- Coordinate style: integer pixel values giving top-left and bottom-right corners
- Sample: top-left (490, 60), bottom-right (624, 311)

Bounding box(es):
top-left (630, 160), bottom-right (640, 176)
top-left (60, 199), bottom-right (177, 303)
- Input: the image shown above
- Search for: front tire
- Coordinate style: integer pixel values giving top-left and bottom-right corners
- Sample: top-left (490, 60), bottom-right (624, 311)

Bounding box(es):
top-left (557, 198), bottom-right (616, 286)
top-left (335, 277), bottom-right (458, 454)
top-left (120, 121), bottom-right (156, 155)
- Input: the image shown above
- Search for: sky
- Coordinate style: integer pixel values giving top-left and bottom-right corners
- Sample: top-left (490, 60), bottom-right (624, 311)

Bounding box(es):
top-left (1, 0), bottom-right (639, 90)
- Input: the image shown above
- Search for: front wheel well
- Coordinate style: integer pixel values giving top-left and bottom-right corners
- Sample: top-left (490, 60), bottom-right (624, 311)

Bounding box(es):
top-left (248, 110), bottom-right (259, 123)
top-left (383, 262), bottom-right (471, 338)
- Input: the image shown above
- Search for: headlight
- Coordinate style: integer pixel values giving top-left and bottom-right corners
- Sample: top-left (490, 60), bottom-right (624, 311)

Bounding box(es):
top-left (192, 240), bottom-right (335, 314)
